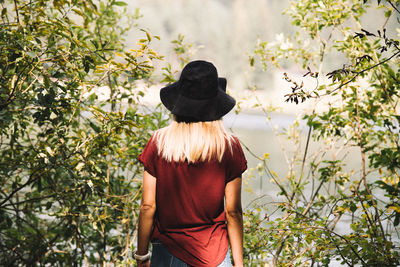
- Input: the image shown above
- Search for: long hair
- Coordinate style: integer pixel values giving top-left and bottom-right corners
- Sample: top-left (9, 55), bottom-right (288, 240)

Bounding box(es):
top-left (155, 117), bottom-right (234, 163)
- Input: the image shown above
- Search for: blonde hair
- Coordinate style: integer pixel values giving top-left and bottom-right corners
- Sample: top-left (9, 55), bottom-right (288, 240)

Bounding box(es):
top-left (155, 120), bottom-right (234, 163)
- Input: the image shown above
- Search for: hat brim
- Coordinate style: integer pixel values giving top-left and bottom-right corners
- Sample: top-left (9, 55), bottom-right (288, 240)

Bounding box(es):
top-left (160, 78), bottom-right (235, 121)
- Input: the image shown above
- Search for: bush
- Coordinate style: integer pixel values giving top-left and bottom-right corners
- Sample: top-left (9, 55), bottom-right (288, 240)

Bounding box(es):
top-left (246, 0), bottom-right (400, 265)
top-left (0, 0), bottom-right (167, 265)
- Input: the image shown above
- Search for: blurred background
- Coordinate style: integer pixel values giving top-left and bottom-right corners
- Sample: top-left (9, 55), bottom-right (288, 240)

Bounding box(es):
top-left (120, 0), bottom-right (399, 206)
top-left (127, 0), bottom-right (287, 92)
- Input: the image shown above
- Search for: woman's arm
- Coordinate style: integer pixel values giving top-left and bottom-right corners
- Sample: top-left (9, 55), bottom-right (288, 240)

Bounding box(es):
top-left (136, 171), bottom-right (157, 266)
top-left (225, 177), bottom-right (244, 267)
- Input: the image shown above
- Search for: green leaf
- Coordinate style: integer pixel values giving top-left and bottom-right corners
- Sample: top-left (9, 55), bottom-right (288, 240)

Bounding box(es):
top-left (72, 8), bottom-right (84, 17)
top-left (46, 201), bottom-right (53, 210)
top-left (146, 31), bottom-right (152, 41)
top-left (44, 76), bottom-right (50, 89)
top-left (89, 120), bottom-right (101, 133)
top-left (249, 56), bottom-right (255, 67)
top-left (395, 213), bottom-right (400, 226)
top-left (114, 1), bottom-right (127, 6)
top-left (385, 10), bottom-right (392, 18)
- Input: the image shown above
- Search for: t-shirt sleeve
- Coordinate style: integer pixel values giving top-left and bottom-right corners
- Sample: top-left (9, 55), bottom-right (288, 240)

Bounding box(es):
top-left (226, 136), bottom-right (247, 183)
top-left (138, 134), bottom-right (157, 177)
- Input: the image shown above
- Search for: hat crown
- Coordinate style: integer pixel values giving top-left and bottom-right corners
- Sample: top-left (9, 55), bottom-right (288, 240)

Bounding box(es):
top-left (159, 60), bottom-right (235, 122)
top-left (179, 61), bottom-right (219, 100)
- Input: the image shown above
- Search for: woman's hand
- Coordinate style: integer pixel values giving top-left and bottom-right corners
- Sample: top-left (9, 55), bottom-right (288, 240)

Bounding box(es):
top-left (137, 260), bottom-right (150, 267)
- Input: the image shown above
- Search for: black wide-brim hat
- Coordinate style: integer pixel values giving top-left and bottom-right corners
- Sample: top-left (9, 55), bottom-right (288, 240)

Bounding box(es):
top-left (160, 60), bottom-right (236, 122)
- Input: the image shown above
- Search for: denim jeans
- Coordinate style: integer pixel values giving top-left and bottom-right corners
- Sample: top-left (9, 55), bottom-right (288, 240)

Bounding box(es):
top-left (150, 240), bottom-right (232, 267)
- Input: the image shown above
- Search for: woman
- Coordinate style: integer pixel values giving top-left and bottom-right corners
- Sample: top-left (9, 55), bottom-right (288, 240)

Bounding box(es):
top-left (135, 60), bottom-right (247, 267)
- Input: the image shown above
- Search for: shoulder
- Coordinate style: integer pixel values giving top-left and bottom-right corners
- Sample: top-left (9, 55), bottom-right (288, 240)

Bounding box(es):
top-left (138, 132), bottom-right (159, 176)
top-left (146, 132), bottom-right (157, 146)
top-left (224, 134), bottom-right (246, 161)
top-left (229, 135), bottom-right (244, 153)
top-left (139, 132), bottom-right (158, 157)
top-left (224, 135), bottom-right (247, 181)
top-left (231, 135), bottom-right (240, 144)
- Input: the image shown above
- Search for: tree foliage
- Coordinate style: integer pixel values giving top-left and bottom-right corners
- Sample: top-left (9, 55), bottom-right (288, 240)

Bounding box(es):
top-left (0, 0), bottom-right (167, 265)
top-left (246, 0), bottom-right (400, 266)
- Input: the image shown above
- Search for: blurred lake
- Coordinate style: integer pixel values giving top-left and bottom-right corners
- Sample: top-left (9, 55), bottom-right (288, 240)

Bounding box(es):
top-left (223, 112), bottom-right (297, 206)
top-left (223, 110), bottom-right (365, 208)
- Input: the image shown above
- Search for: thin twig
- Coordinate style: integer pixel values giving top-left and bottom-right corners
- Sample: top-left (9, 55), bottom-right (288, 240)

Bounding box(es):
top-left (290, 124), bottom-right (313, 203)
top-left (387, 0), bottom-right (400, 14)
top-left (13, 0), bottom-right (20, 24)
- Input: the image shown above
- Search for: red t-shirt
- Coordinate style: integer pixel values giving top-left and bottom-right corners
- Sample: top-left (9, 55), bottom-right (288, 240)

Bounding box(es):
top-left (138, 133), bottom-right (247, 267)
